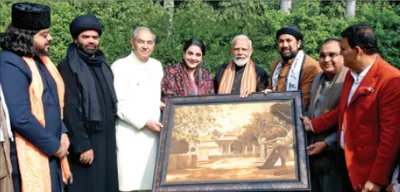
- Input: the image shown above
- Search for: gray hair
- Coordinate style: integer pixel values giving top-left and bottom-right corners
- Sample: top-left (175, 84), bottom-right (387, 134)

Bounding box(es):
top-left (231, 35), bottom-right (252, 48)
top-left (131, 27), bottom-right (156, 41)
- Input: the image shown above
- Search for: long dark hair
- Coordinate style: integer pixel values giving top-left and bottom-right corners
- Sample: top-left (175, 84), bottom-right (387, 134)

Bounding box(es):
top-left (0, 24), bottom-right (38, 56)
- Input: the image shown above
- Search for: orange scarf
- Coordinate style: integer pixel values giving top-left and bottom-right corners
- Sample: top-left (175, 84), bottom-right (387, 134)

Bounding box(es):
top-left (218, 60), bottom-right (257, 94)
top-left (14, 56), bottom-right (71, 192)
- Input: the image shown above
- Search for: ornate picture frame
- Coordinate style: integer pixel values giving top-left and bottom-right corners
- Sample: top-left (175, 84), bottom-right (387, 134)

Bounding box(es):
top-left (153, 92), bottom-right (310, 192)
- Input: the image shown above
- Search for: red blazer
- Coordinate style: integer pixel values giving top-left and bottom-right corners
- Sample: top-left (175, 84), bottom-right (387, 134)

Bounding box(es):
top-left (311, 55), bottom-right (400, 190)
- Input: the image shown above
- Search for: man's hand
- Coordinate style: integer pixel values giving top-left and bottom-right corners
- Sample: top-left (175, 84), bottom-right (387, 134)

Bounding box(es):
top-left (80, 149), bottom-right (94, 165)
top-left (362, 180), bottom-right (381, 192)
top-left (145, 120), bottom-right (163, 132)
top-left (240, 89), bottom-right (252, 98)
top-left (299, 115), bottom-right (313, 132)
top-left (263, 89), bottom-right (272, 95)
top-left (160, 101), bottom-right (165, 111)
top-left (307, 141), bottom-right (327, 156)
top-left (61, 133), bottom-right (70, 152)
top-left (55, 142), bottom-right (68, 159)
top-left (386, 184), bottom-right (394, 192)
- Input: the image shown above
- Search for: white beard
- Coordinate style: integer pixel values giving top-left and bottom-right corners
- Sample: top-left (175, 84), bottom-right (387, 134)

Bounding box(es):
top-left (233, 56), bottom-right (250, 67)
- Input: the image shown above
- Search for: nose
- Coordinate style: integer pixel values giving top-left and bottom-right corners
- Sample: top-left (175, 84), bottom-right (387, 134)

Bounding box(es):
top-left (47, 33), bottom-right (52, 41)
top-left (323, 55), bottom-right (331, 62)
top-left (143, 42), bottom-right (149, 49)
top-left (188, 54), bottom-right (194, 59)
top-left (88, 37), bottom-right (95, 44)
top-left (282, 41), bottom-right (289, 47)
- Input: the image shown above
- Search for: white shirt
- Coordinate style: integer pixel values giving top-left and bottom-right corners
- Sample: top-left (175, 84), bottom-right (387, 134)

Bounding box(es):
top-left (340, 63), bottom-right (374, 149)
top-left (392, 165), bottom-right (400, 192)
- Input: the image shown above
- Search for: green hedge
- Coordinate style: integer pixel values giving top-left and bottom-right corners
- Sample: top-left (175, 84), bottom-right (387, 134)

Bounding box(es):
top-left (1, 0), bottom-right (400, 74)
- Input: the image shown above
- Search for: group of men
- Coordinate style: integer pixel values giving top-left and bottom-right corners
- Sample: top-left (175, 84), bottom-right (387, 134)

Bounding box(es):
top-left (0, 2), bottom-right (398, 192)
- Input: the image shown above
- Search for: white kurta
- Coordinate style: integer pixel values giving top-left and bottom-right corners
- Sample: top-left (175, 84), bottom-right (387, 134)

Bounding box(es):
top-left (111, 52), bottom-right (163, 191)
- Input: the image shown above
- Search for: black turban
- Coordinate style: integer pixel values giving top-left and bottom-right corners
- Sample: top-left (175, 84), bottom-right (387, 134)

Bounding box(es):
top-left (70, 14), bottom-right (103, 39)
top-left (276, 26), bottom-right (303, 41)
top-left (12, 3), bottom-right (51, 30)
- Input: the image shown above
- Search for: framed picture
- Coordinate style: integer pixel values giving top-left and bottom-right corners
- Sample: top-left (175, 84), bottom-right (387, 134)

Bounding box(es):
top-left (153, 91), bottom-right (310, 192)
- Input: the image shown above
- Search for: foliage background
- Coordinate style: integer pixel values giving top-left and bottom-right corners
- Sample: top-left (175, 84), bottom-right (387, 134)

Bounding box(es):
top-left (1, 0), bottom-right (399, 75)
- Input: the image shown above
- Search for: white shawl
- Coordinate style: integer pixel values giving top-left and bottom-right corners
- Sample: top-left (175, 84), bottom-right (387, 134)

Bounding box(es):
top-left (272, 50), bottom-right (305, 91)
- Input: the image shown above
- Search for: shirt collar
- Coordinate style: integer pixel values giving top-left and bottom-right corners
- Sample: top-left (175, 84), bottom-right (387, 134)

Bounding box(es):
top-left (350, 60), bottom-right (375, 83)
top-left (130, 51), bottom-right (149, 65)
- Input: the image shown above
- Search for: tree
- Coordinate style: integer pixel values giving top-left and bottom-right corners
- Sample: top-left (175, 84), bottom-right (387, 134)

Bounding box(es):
top-left (280, 0), bottom-right (292, 14)
top-left (346, 0), bottom-right (356, 18)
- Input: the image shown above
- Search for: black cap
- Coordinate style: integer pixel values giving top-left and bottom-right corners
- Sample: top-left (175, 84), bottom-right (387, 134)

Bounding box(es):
top-left (70, 14), bottom-right (103, 39)
top-left (12, 3), bottom-right (51, 30)
top-left (276, 26), bottom-right (303, 41)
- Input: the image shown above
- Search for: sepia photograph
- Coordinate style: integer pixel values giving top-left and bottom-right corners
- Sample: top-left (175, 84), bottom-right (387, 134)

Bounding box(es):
top-left (153, 92), bottom-right (310, 192)
top-left (166, 101), bottom-right (295, 183)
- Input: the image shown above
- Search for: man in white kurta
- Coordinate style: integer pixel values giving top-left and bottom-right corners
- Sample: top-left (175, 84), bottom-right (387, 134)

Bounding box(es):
top-left (111, 27), bottom-right (164, 191)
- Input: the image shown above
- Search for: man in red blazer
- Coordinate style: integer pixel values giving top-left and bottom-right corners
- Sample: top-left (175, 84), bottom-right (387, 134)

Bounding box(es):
top-left (301, 24), bottom-right (400, 192)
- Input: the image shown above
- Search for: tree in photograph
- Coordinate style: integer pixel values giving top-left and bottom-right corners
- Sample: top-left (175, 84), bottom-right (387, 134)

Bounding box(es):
top-left (239, 111), bottom-right (289, 145)
top-left (270, 102), bottom-right (292, 125)
top-left (170, 104), bottom-right (223, 154)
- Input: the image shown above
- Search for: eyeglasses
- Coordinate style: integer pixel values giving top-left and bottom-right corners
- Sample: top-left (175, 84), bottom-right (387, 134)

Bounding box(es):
top-left (319, 52), bottom-right (340, 59)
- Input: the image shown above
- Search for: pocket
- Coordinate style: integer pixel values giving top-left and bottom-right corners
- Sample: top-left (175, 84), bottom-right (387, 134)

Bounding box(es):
top-left (359, 96), bottom-right (376, 110)
top-left (354, 145), bottom-right (377, 163)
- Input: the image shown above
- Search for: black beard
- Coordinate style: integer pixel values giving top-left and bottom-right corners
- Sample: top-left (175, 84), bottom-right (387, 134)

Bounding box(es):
top-left (76, 42), bottom-right (98, 54)
top-left (280, 51), bottom-right (298, 61)
top-left (33, 47), bottom-right (50, 56)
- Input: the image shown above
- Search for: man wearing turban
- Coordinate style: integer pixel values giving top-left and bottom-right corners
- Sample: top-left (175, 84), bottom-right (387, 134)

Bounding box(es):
top-left (265, 26), bottom-right (321, 110)
top-left (58, 14), bottom-right (119, 192)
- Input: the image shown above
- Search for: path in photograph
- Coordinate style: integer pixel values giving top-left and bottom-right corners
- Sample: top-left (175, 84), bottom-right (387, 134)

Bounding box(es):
top-left (166, 156), bottom-right (295, 183)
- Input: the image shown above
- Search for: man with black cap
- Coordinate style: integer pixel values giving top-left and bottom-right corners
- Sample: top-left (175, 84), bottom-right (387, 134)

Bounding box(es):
top-left (58, 14), bottom-right (119, 192)
top-left (0, 3), bottom-right (72, 192)
top-left (264, 26), bottom-right (321, 110)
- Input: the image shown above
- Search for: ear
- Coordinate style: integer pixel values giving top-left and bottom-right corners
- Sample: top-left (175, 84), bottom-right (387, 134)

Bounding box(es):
top-left (297, 40), bottom-right (302, 48)
top-left (130, 39), bottom-right (135, 49)
top-left (354, 46), bottom-right (363, 56)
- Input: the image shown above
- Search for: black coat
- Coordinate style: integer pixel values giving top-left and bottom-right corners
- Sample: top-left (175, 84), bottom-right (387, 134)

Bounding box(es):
top-left (58, 57), bottom-right (119, 192)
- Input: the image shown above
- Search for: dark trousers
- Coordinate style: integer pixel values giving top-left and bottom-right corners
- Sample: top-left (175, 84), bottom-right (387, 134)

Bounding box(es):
top-left (339, 149), bottom-right (356, 192)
